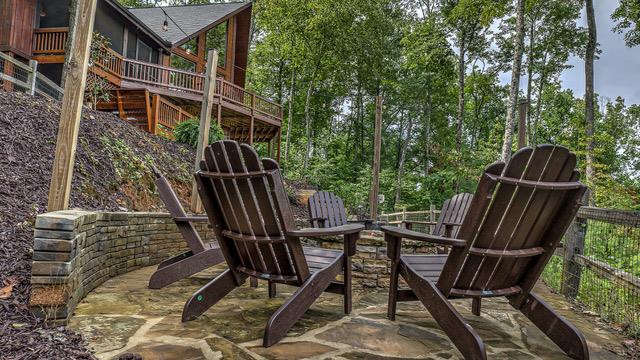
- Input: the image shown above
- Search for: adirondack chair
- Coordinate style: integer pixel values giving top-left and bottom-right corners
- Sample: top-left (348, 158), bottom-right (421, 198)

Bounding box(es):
top-left (183, 140), bottom-right (364, 347)
top-left (147, 166), bottom-right (226, 289)
top-left (383, 145), bottom-right (589, 360)
top-left (308, 191), bottom-right (371, 228)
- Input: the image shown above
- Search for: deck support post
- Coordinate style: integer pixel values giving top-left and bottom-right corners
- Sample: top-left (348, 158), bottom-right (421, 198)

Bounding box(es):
top-left (47, 0), bottom-right (98, 211)
top-left (276, 127), bottom-right (282, 162)
top-left (249, 94), bottom-right (255, 145)
top-left (191, 49), bottom-right (219, 214)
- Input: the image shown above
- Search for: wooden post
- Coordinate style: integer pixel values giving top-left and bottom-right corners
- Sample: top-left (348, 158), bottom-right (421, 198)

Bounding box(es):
top-left (518, 99), bottom-right (528, 149)
top-left (152, 94), bottom-right (160, 134)
top-left (249, 94), bottom-right (255, 145)
top-left (276, 127), bottom-right (282, 162)
top-left (47, 0), bottom-right (98, 211)
top-left (369, 95), bottom-right (383, 221)
top-left (561, 191), bottom-right (589, 298)
top-left (2, 52), bottom-right (14, 92)
top-left (429, 204), bottom-right (436, 233)
top-left (190, 49), bottom-right (218, 213)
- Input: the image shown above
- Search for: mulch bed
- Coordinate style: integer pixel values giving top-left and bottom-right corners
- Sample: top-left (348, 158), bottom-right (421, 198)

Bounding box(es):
top-left (0, 91), bottom-right (308, 359)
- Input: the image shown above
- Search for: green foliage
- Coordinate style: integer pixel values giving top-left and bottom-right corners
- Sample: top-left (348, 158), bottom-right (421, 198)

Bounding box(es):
top-left (247, 0), bottom-right (639, 215)
top-left (613, 0), bottom-right (640, 47)
top-left (173, 118), bottom-right (224, 148)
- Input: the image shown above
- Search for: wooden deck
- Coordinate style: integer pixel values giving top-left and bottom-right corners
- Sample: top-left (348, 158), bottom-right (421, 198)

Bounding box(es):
top-left (31, 27), bottom-right (283, 147)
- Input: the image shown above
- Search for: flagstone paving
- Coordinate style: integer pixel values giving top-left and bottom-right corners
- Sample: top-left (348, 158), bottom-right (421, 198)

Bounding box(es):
top-left (68, 265), bottom-right (628, 359)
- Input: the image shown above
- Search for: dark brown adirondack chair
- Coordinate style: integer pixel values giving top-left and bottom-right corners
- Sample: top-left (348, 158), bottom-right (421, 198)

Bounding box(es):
top-left (383, 145), bottom-right (589, 360)
top-left (430, 193), bottom-right (474, 238)
top-left (308, 191), bottom-right (348, 228)
top-left (183, 140), bottom-right (363, 347)
top-left (148, 167), bottom-right (225, 289)
top-left (307, 191), bottom-right (372, 229)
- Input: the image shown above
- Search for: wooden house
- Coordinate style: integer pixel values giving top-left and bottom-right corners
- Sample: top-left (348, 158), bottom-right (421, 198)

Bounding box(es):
top-left (0, 0), bottom-right (282, 157)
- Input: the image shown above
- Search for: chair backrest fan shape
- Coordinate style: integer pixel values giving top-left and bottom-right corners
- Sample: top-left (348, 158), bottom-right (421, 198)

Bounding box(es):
top-left (436, 145), bottom-right (586, 302)
top-left (195, 141), bottom-right (310, 285)
top-left (308, 191), bottom-right (348, 228)
top-left (432, 192), bottom-right (474, 238)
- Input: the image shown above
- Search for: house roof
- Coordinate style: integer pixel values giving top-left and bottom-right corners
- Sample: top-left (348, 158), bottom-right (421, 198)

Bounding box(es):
top-left (104, 0), bottom-right (171, 50)
top-left (128, 2), bottom-right (252, 47)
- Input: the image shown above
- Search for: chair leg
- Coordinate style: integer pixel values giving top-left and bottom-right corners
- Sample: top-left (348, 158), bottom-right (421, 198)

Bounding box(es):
top-left (403, 264), bottom-right (487, 360)
top-left (514, 292), bottom-right (589, 360)
top-left (182, 269), bottom-right (246, 322)
top-left (472, 297), bottom-right (481, 316)
top-left (387, 259), bottom-right (400, 321)
top-left (149, 249), bottom-right (224, 289)
top-left (343, 255), bottom-right (352, 314)
top-left (263, 255), bottom-right (344, 347)
top-left (268, 280), bottom-right (277, 298)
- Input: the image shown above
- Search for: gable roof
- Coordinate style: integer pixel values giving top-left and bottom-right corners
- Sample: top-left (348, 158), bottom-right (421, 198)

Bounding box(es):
top-left (128, 2), bottom-right (252, 47)
top-left (104, 0), bottom-right (171, 50)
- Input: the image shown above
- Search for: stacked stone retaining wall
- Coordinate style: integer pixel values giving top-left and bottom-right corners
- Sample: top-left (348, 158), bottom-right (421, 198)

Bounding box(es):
top-left (30, 211), bottom-right (438, 322)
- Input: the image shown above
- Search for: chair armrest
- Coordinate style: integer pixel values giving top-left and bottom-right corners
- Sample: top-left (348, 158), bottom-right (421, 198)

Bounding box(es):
top-left (173, 216), bottom-right (209, 223)
top-left (287, 223), bottom-right (364, 238)
top-left (381, 226), bottom-right (466, 247)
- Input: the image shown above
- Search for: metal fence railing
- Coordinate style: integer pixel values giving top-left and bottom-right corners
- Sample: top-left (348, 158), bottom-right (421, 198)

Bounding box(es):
top-left (0, 51), bottom-right (64, 101)
top-left (542, 207), bottom-right (639, 338)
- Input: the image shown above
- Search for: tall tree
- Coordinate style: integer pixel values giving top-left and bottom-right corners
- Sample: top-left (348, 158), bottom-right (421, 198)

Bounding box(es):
top-left (584, 0), bottom-right (597, 192)
top-left (501, 0), bottom-right (526, 161)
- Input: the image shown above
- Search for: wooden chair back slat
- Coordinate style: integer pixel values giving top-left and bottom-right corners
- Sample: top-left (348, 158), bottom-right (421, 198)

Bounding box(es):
top-left (197, 141), bottom-right (307, 283)
top-left (203, 145), bottom-right (257, 271)
top-left (432, 193), bottom-right (473, 238)
top-left (239, 145), bottom-right (294, 277)
top-left (308, 191), bottom-right (348, 228)
top-left (436, 145), bottom-right (586, 298)
top-left (152, 167), bottom-right (206, 253)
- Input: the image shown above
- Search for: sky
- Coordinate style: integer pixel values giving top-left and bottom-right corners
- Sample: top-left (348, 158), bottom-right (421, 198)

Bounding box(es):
top-left (501, 0), bottom-right (640, 106)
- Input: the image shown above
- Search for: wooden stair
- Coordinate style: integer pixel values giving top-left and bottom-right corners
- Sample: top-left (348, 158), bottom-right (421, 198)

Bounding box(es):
top-left (96, 89), bottom-right (152, 132)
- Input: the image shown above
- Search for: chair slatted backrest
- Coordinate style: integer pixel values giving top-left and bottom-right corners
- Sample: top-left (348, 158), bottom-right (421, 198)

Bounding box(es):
top-left (195, 141), bottom-right (310, 284)
top-left (432, 193), bottom-right (474, 238)
top-left (308, 191), bottom-right (348, 228)
top-left (152, 166), bottom-right (206, 253)
top-left (436, 145), bottom-right (586, 302)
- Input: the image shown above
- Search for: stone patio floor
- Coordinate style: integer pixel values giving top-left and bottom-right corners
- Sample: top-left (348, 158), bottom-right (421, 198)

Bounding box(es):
top-left (68, 264), bottom-right (629, 359)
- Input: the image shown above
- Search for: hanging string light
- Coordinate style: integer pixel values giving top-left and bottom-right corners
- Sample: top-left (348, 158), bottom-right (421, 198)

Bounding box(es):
top-left (162, 15), bottom-right (169, 32)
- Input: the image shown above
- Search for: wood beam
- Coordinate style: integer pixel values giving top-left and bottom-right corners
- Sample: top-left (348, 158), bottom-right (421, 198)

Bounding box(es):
top-left (47, 0), bottom-right (98, 211)
top-left (191, 49), bottom-right (218, 213)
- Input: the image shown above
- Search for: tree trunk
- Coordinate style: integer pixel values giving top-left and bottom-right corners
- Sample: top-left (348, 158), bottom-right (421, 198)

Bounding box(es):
top-left (501, 0), bottom-right (526, 162)
top-left (424, 93), bottom-right (432, 177)
top-left (61, 0), bottom-right (79, 88)
top-left (284, 67), bottom-right (295, 163)
top-left (526, 17), bottom-right (536, 145)
top-left (532, 51), bottom-right (548, 145)
top-left (456, 39), bottom-right (465, 154)
top-left (302, 72), bottom-right (316, 170)
top-left (395, 112), bottom-right (413, 206)
top-left (585, 0), bottom-right (597, 196)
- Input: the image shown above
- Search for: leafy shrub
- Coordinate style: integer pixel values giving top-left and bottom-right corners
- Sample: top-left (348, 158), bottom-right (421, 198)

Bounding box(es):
top-left (174, 117), bottom-right (224, 147)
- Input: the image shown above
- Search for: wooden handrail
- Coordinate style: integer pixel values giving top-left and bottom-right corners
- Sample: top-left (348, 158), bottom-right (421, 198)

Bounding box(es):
top-left (33, 27), bottom-right (69, 55)
top-left (32, 29), bottom-right (283, 122)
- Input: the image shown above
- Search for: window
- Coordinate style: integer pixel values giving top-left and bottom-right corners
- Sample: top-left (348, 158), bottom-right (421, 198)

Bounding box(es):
top-left (136, 40), bottom-right (152, 62)
top-left (205, 21), bottom-right (227, 67)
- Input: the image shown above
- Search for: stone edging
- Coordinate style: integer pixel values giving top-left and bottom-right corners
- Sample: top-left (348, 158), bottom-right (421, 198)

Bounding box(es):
top-left (30, 211), bottom-right (439, 323)
top-left (30, 210), bottom-right (214, 323)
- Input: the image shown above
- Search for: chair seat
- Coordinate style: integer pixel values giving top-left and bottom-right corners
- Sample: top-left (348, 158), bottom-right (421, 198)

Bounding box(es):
top-left (401, 254), bottom-right (448, 283)
top-left (304, 247), bottom-right (342, 273)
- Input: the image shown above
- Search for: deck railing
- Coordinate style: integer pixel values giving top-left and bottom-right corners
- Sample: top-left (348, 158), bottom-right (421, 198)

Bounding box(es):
top-left (153, 95), bottom-right (194, 131)
top-left (30, 29), bottom-right (282, 123)
top-left (32, 27), bottom-right (69, 55)
top-left (93, 46), bottom-right (123, 79)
